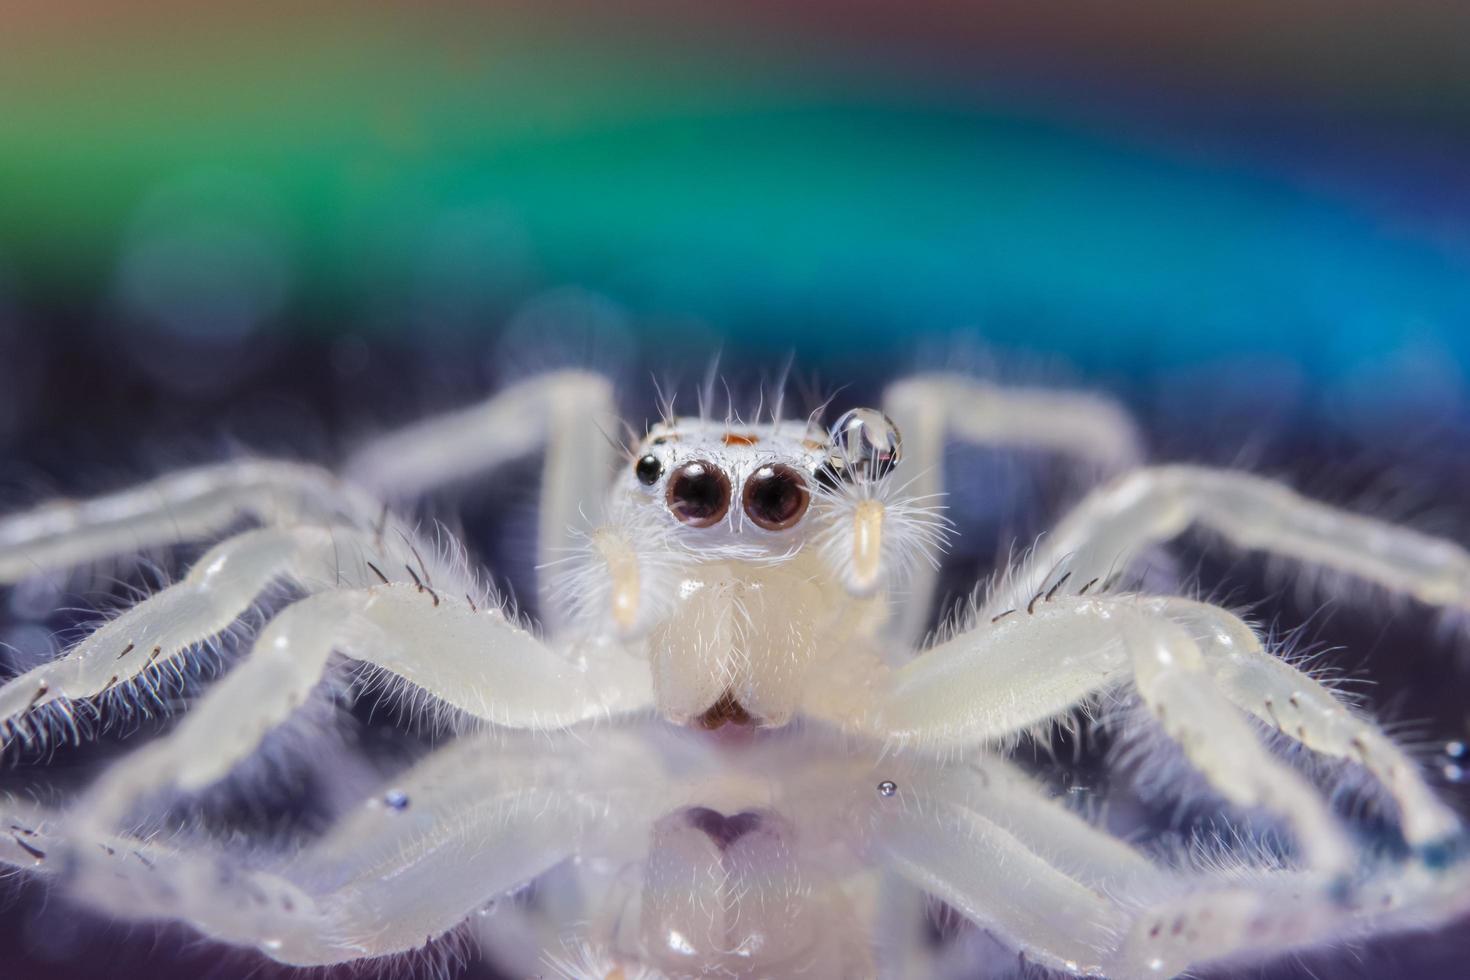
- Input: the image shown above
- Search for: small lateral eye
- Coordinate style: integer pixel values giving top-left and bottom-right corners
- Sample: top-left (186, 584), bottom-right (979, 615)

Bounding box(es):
top-left (742, 463), bottom-right (810, 531)
top-left (635, 454), bottom-right (663, 486)
top-left (666, 460), bottom-right (731, 527)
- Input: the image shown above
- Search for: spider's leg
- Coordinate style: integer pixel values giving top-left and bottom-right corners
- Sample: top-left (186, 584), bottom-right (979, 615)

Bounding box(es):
top-left (872, 763), bottom-right (1147, 977)
top-left (922, 754), bottom-right (1161, 887)
top-left (988, 463), bottom-right (1470, 619)
top-left (881, 372), bottom-right (1143, 645)
top-left (872, 595), bottom-right (1356, 875)
top-left (1116, 858), bottom-right (1470, 978)
top-left (77, 584), bottom-right (651, 828)
top-left (0, 795), bottom-right (331, 962)
top-left (4, 732), bottom-right (648, 966)
top-left (0, 460), bottom-right (381, 584)
top-left (285, 730), bottom-right (652, 964)
top-left (344, 370), bottom-right (618, 610)
top-left (0, 524), bottom-right (387, 746)
top-left (868, 753), bottom-right (1167, 977)
top-left (1151, 596), bottom-right (1462, 859)
top-left (881, 757), bottom-right (1470, 979)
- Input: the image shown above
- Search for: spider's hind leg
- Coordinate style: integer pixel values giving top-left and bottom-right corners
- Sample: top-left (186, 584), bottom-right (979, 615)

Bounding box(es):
top-left (344, 369), bottom-right (620, 621)
top-left (0, 460), bottom-right (380, 585)
top-left (881, 372), bottom-right (1144, 646)
top-left (989, 463), bottom-right (1470, 624)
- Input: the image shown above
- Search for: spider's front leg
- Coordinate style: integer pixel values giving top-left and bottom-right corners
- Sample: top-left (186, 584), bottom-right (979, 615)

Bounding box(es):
top-left (0, 523), bottom-right (386, 744)
top-left (862, 597), bottom-right (1470, 976)
top-left (74, 584), bottom-right (653, 830)
top-left (868, 593), bottom-right (1462, 877)
top-left (990, 463), bottom-right (1470, 621)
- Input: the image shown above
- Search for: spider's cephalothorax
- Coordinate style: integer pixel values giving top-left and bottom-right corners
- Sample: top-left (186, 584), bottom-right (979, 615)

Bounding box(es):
top-left (577, 407), bottom-right (940, 729)
top-left (2, 369), bottom-right (1470, 979)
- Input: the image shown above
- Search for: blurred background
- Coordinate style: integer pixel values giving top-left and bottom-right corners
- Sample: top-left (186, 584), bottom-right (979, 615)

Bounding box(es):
top-left (2, 2), bottom-right (1470, 978)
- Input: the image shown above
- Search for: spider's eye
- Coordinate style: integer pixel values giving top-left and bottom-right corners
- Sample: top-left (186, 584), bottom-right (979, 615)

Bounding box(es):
top-left (635, 454), bottom-right (663, 486)
top-left (742, 463), bottom-right (810, 531)
top-left (666, 460), bottom-right (731, 527)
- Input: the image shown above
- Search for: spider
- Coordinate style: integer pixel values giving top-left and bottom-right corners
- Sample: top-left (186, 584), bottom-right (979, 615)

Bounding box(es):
top-left (1, 369), bottom-right (1469, 979)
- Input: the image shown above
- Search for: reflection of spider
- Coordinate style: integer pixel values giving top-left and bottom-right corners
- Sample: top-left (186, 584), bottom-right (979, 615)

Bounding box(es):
top-left (2, 370), bottom-right (1469, 978)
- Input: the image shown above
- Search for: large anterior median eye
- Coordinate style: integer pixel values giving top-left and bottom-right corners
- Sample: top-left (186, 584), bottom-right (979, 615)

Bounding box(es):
top-left (666, 460), bottom-right (731, 527)
top-left (742, 463), bottom-right (810, 531)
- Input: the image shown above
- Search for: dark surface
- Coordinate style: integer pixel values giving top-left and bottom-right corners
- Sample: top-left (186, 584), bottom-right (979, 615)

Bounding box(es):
top-left (1, 322), bottom-right (1469, 979)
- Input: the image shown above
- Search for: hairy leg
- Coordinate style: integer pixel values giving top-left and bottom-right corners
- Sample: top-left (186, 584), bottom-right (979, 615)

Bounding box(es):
top-left (1116, 857), bottom-right (1470, 979)
top-left (882, 757), bottom-right (1470, 979)
top-left (989, 463), bottom-right (1470, 618)
top-left (0, 460), bottom-right (381, 584)
top-left (0, 524), bottom-right (384, 744)
top-left (0, 795), bottom-right (331, 962)
top-left (77, 583), bottom-right (652, 829)
top-left (1155, 596), bottom-right (1461, 857)
top-left (872, 595), bottom-right (1400, 875)
top-left (2, 732), bottom-right (651, 966)
top-left (344, 370), bottom-right (619, 604)
top-left (882, 372), bottom-right (1143, 645)
top-left (873, 770), bottom-right (1141, 976)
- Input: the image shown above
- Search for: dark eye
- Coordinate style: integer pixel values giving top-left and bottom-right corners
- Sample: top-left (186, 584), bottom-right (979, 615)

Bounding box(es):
top-left (666, 460), bottom-right (731, 527)
top-left (635, 454), bottom-right (663, 486)
top-left (742, 463), bottom-right (810, 531)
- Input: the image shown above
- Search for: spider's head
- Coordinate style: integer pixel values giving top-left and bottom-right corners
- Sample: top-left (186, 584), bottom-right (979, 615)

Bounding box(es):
top-left (567, 405), bottom-right (940, 648)
top-left (624, 407), bottom-right (903, 556)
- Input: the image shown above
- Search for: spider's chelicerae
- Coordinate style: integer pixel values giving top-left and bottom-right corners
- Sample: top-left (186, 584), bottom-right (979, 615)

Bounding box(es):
top-left (2, 369), bottom-right (1470, 979)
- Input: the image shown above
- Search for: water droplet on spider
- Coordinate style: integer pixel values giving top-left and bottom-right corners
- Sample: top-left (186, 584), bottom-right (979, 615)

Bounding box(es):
top-left (828, 408), bottom-right (902, 483)
top-left (1444, 740), bottom-right (1468, 761)
top-left (384, 790), bottom-right (411, 810)
top-left (877, 780), bottom-right (898, 798)
top-left (1444, 763), bottom-right (1467, 784)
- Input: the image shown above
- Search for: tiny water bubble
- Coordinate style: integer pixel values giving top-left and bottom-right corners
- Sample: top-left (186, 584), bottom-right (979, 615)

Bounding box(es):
top-left (828, 409), bottom-right (902, 484)
top-left (1444, 763), bottom-right (1467, 784)
top-left (384, 790), bottom-right (411, 811)
top-left (877, 780), bottom-right (898, 798)
top-left (1444, 740), bottom-right (1467, 761)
